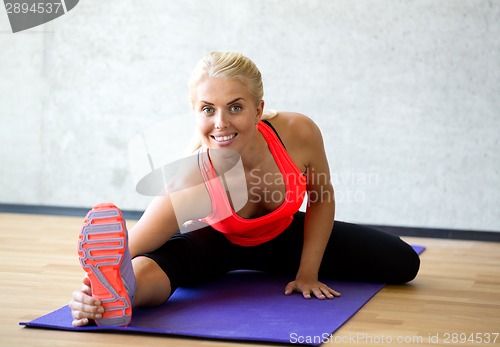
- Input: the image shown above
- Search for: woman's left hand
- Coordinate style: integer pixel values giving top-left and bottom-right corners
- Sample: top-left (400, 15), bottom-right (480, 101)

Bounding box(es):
top-left (284, 276), bottom-right (341, 299)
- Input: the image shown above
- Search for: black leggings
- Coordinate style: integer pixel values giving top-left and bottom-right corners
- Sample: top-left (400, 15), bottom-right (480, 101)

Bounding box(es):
top-left (142, 212), bottom-right (420, 293)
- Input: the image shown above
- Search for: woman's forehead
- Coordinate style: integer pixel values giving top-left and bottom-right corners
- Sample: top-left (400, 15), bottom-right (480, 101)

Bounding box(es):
top-left (194, 77), bottom-right (251, 102)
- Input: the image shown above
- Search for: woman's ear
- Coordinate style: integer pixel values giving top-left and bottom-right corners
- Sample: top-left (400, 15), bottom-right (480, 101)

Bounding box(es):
top-left (256, 100), bottom-right (265, 124)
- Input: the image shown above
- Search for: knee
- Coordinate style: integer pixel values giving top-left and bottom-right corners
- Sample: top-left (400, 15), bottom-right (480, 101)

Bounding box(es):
top-left (387, 245), bottom-right (421, 284)
top-left (132, 256), bottom-right (172, 306)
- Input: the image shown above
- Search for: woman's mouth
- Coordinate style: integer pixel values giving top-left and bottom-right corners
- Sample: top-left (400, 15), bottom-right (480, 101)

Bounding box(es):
top-left (211, 133), bottom-right (237, 145)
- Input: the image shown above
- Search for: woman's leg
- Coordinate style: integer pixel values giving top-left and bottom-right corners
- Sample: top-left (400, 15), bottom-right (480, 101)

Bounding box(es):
top-left (236, 212), bottom-right (420, 284)
top-left (131, 213), bottom-right (421, 309)
top-left (139, 225), bottom-right (238, 297)
top-left (131, 256), bottom-right (172, 307)
top-left (319, 220), bottom-right (420, 284)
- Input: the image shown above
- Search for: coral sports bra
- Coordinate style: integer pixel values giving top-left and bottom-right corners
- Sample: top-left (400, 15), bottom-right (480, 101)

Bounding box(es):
top-left (198, 120), bottom-right (307, 246)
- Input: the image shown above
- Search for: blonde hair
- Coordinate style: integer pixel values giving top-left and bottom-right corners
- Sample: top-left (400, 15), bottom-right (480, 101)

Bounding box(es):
top-left (189, 52), bottom-right (277, 150)
top-left (189, 52), bottom-right (263, 106)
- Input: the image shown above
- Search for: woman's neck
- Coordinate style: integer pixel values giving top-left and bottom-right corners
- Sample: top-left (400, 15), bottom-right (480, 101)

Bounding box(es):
top-left (239, 125), bottom-right (269, 171)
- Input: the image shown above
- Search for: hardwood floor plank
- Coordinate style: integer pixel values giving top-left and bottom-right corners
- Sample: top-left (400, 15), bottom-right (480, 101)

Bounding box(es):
top-left (1, 213), bottom-right (499, 347)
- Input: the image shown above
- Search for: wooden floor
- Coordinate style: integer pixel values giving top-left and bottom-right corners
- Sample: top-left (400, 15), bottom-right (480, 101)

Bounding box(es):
top-left (1, 213), bottom-right (499, 347)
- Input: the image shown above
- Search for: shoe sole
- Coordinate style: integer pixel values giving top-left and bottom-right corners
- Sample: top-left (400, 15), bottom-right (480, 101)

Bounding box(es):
top-left (78, 203), bottom-right (132, 326)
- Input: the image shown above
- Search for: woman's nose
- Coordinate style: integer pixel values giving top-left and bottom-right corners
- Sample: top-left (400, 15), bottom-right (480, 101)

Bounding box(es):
top-left (214, 110), bottom-right (229, 129)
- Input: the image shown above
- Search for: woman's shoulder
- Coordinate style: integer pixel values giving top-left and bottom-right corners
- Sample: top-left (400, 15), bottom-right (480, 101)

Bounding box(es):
top-left (266, 111), bottom-right (322, 141)
top-left (265, 112), bottom-right (325, 170)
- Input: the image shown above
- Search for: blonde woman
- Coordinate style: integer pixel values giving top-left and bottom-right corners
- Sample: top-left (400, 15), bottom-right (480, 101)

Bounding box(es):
top-left (70, 52), bottom-right (420, 327)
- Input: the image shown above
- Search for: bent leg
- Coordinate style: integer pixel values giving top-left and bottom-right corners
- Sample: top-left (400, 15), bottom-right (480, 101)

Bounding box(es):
top-left (132, 256), bottom-right (172, 307)
top-left (229, 213), bottom-right (419, 284)
top-left (320, 221), bottom-right (420, 284)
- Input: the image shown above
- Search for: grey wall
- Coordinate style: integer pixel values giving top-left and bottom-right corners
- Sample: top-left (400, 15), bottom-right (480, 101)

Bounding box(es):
top-left (1, 0), bottom-right (499, 232)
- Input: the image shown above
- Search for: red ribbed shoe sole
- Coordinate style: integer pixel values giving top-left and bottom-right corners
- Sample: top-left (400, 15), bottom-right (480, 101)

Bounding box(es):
top-left (77, 203), bottom-right (132, 326)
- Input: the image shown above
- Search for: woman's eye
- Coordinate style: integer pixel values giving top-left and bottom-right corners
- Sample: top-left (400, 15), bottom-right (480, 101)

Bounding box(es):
top-left (230, 105), bottom-right (242, 112)
top-left (202, 106), bottom-right (214, 114)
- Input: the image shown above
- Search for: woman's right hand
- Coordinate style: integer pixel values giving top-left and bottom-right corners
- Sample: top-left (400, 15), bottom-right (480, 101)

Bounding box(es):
top-left (68, 276), bottom-right (104, 327)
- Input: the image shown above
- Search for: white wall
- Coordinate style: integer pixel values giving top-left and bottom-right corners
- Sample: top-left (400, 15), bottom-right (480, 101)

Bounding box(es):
top-left (1, 0), bottom-right (499, 232)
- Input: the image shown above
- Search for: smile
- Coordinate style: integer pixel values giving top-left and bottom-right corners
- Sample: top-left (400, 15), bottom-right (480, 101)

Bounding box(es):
top-left (211, 133), bottom-right (237, 142)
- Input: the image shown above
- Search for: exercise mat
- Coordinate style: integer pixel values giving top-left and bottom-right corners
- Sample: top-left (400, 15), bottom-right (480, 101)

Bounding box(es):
top-left (21, 246), bottom-right (425, 346)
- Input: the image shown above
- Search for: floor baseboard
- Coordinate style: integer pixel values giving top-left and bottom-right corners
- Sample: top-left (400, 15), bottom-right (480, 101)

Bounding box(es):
top-left (0, 203), bottom-right (143, 220)
top-left (363, 224), bottom-right (500, 242)
top-left (1, 203), bottom-right (499, 242)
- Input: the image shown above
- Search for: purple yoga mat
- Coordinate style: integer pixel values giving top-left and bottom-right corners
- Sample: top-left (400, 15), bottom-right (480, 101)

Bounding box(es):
top-left (21, 245), bottom-right (425, 346)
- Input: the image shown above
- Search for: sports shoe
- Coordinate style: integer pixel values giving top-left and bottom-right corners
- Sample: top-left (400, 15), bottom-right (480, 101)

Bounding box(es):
top-left (77, 203), bottom-right (136, 326)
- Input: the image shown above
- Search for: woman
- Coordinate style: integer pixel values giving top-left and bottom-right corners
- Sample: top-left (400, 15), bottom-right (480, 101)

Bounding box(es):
top-left (71, 52), bottom-right (420, 327)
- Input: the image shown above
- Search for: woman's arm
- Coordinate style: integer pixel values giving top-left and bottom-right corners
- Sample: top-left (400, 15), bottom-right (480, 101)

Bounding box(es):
top-left (128, 195), bottom-right (179, 257)
top-left (278, 114), bottom-right (341, 299)
top-left (129, 163), bottom-right (212, 258)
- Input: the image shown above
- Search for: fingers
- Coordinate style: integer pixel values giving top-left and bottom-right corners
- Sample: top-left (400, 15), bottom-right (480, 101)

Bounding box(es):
top-left (69, 289), bottom-right (104, 327)
top-left (284, 281), bottom-right (295, 295)
top-left (69, 301), bottom-right (103, 321)
top-left (302, 286), bottom-right (312, 299)
top-left (285, 280), bottom-right (341, 300)
top-left (326, 287), bottom-right (342, 298)
top-left (72, 317), bottom-right (89, 327)
top-left (308, 285), bottom-right (341, 299)
top-left (72, 289), bottom-right (101, 306)
top-left (82, 276), bottom-right (92, 295)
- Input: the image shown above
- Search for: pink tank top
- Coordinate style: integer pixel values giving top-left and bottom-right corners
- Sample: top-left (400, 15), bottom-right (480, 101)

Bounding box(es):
top-left (199, 120), bottom-right (306, 246)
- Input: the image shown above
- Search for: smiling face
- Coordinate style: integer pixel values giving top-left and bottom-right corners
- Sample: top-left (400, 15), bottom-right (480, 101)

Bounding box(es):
top-left (192, 77), bottom-right (264, 154)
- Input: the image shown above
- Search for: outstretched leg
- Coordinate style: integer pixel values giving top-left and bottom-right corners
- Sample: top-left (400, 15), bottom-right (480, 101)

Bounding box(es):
top-left (78, 203), bottom-right (136, 326)
top-left (131, 256), bottom-right (172, 307)
top-left (77, 203), bottom-right (173, 326)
